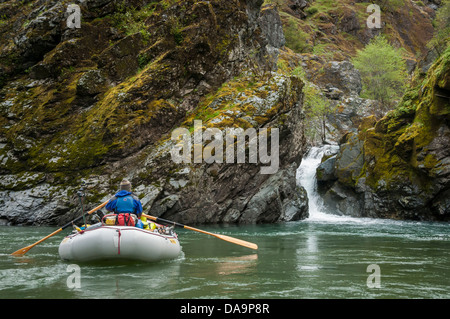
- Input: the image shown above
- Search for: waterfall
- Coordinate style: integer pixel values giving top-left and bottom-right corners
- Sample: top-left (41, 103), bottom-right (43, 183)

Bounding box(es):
top-left (296, 145), bottom-right (353, 222)
top-left (297, 145), bottom-right (391, 224)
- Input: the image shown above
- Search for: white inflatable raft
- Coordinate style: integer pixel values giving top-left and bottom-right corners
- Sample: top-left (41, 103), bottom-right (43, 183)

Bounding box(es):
top-left (58, 225), bottom-right (181, 262)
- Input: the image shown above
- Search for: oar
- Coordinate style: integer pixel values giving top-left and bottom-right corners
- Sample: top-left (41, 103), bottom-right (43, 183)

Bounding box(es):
top-left (11, 201), bottom-right (108, 256)
top-left (142, 214), bottom-right (258, 250)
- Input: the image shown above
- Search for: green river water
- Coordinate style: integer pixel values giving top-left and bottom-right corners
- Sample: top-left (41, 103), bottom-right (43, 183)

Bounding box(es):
top-left (0, 146), bottom-right (449, 300)
top-left (0, 218), bottom-right (448, 299)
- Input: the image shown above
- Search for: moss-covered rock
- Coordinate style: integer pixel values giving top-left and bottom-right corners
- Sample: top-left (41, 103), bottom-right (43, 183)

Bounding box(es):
top-left (0, 0), bottom-right (309, 226)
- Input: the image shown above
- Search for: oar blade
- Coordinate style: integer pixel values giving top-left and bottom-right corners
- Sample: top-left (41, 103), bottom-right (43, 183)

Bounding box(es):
top-left (10, 228), bottom-right (63, 257)
top-left (10, 200), bottom-right (108, 257)
top-left (216, 234), bottom-right (258, 250)
top-left (11, 246), bottom-right (33, 256)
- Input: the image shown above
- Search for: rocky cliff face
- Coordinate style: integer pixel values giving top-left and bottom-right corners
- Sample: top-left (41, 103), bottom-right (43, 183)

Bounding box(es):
top-left (317, 45), bottom-right (450, 221)
top-left (0, 0), bottom-right (446, 226)
top-left (0, 0), bottom-right (308, 225)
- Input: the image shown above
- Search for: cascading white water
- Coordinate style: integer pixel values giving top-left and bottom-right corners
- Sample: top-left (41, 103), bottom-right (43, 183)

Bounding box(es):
top-left (296, 145), bottom-right (356, 222)
top-left (297, 146), bottom-right (407, 225)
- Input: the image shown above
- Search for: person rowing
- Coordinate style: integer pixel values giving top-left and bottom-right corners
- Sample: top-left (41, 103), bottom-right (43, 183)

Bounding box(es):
top-left (105, 179), bottom-right (143, 226)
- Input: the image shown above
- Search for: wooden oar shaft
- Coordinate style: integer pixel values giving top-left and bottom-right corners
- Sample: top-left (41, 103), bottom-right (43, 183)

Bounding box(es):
top-left (143, 214), bottom-right (258, 250)
top-left (11, 228), bottom-right (63, 256)
top-left (11, 201), bottom-right (108, 256)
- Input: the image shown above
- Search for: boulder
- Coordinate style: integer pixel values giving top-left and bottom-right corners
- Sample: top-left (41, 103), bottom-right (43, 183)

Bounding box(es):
top-left (316, 154), bottom-right (337, 185)
top-left (240, 165), bottom-right (309, 223)
top-left (259, 5), bottom-right (286, 49)
top-left (334, 133), bottom-right (364, 187)
top-left (316, 60), bottom-right (362, 96)
top-left (76, 69), bottom-right (109, 96)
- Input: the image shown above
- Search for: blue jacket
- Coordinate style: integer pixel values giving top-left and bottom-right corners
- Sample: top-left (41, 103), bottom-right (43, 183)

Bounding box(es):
top-left (106, 190), bottom-right (143, 217)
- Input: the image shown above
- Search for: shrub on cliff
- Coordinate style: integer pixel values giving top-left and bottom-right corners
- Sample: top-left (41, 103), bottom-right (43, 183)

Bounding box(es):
top-left (427, 0), bottom-right (450, 57)
top-left (377, 0), bottom-right (405, 12)
top-left (283, 17), bottom-right (310, 53)
top-left (303, 83), bottom-right (333, 143)
top-left (352, 35), bottom-right (408, 111)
